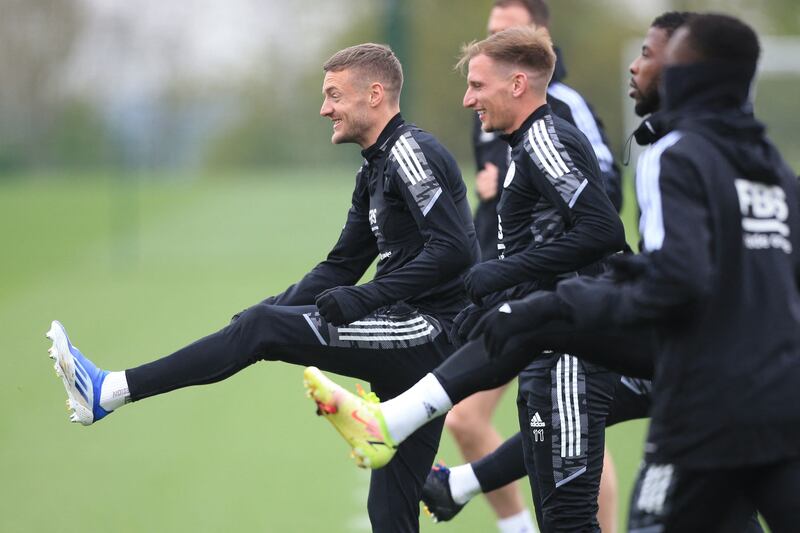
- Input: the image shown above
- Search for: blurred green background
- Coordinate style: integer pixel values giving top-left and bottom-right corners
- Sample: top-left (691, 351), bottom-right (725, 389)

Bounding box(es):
top-left (2, 0), bottom-right (798, 531)
top-left (0, 170), bottom-right (645, 532)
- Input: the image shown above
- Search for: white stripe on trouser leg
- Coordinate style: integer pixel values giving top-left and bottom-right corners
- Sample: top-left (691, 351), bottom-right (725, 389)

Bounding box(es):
top-left (338, 325), bottom-right (434, 341)
top-left (563, 354), bottom-right (575, 457)
top-left (572, 356), bottom-right (581, 456)
top-left (556, 356), bottom-right (567, 458)
top-left (303, 313), bottom-right (328, 345)
top-left (337, 322), bottom-right (430, 334)
top-left (349, 317), bottom-right (425, 327)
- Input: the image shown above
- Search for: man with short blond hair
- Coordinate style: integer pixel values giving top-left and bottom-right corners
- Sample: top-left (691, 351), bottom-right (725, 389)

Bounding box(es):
top-left (451, 4), bottom-right (623, 530)
top-left (46, 42), bottom-right (479, 533)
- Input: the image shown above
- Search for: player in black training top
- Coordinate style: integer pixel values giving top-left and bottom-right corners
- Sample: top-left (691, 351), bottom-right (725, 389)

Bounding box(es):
top-left (472, 14), bottom-right (800, 532)
top-left (453, 4), bottom-right (623, 530)
top-left (305, 27), bottom-right (626, 533)
top-left (422, 13), bottom-right (693, 524)
top-left (44, 43), bottom-right (478, 533)
top-left (472, 0), bottom-right (622, 262)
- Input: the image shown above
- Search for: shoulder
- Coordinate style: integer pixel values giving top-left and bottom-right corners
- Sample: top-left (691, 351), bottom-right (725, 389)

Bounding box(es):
top-left (519, 113), bottom-right (584, 171)
top-left (387, 127), bottom-right (456, 182)
top-left (639, 131), bottom-right (698, 175)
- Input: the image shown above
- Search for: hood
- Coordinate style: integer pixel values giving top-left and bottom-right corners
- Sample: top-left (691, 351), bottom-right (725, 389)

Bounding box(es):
top-left (633, 112), bottom-right (671, 146)
top-left (661, 61), bottom-right (785, 185)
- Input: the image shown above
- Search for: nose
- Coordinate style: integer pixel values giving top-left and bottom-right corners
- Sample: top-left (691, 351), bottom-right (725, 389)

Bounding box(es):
top-left (629, 57), bottom-right (639, 75)
top-left (320, 98), bottom-right (332, 117)
top-left (463, 89), bottom-right (476, 109)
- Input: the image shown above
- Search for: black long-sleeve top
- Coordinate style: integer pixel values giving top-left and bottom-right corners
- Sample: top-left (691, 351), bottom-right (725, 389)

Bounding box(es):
top-left (267, 113), bottom-right (479, 322)
top-left (471, 49), bottom-right (622, 261)
top-left (556, 63), bottom-right (800, 469)
top-left (467, 103), bottom-right (625, 300)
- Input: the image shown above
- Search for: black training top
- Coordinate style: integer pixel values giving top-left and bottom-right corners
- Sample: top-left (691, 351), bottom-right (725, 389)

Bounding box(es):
top-left (558, 62), bottom-right (800, 468)
top-left (471, 48), bottom-right (622, 261)
top-left (267, 113), bottom-right (478, 322)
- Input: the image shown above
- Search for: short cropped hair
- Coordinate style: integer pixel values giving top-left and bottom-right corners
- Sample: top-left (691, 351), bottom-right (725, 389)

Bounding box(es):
top-left (651, 11), bottom-right (693, 37)
top-left (323, 43), bottom-right (404, 100)
top-left (457, 26), bottom-right (556, 80)
top-left (683, 13), bottom-right (760, 69)
top-left (493, 0), bottom-right (550, 28)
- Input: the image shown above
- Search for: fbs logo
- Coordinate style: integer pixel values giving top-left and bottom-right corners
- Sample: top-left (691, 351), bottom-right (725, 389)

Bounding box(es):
top-left (735, 178), bottom-right (792, 253)
top-left (530, 412), bottom-right (546, 428)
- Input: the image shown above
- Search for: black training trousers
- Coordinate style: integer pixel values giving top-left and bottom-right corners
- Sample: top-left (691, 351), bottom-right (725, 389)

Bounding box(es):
top-left (629, 458), bottom-right (797, 533)
top-left (472, 375), bottom-right (654, 494)
top-left (518, 358), bottom-right (618, 533)
top-left (125, 302), bottom-right (454, 533)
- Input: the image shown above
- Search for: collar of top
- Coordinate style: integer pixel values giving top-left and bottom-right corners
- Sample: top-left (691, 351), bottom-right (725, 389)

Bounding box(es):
top-left (501, 103), bottom-right (551, 147)
top-left (361, 112), bottom-right (405, 161)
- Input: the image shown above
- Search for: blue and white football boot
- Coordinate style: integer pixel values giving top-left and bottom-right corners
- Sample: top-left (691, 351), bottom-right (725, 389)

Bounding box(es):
top-left (46, 320), bottom-right (111, 425)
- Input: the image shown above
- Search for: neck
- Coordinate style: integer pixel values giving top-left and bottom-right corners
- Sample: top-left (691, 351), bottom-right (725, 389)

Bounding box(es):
top-left (505, 94), bottom-right (547, 134)
top-left (360, 106), bottom-right (401, 149)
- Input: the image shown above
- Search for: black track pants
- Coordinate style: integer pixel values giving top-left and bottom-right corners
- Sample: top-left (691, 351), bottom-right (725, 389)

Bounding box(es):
top-left (125, 302), bottom-right (455, 533)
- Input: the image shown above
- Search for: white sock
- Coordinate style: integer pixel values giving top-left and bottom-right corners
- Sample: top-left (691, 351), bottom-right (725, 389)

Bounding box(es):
top-left (449, 464), bottom-right (482, 505)
top-left (497, 509), bottom-right (538, 533)
top-left (380, 373), bottom-right (453, 443)
top-left (100, 371), bottom-right (130, 412)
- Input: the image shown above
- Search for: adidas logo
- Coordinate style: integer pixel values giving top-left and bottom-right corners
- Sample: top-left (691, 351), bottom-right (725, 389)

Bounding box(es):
top-left (423, 402), bottom-right (438, 418)
top-left (530, 412), bottom-right (545, 428)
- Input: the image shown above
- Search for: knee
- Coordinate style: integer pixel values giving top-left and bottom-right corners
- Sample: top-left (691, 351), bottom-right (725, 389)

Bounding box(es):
top-left (229, 304), bottom-right (280, 352)
top-left (445, 407), bottom-right (492, 443)
top-left (235, 303), bottom-right (276, 328)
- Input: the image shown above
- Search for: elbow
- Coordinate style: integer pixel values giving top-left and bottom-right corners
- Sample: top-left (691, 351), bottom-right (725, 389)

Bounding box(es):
top-left (436, 240), bottom-right (477, 278)
top-left (589, 217), bottom-right (627, 257)
top-left (608, 218), bottom-right (627, 252)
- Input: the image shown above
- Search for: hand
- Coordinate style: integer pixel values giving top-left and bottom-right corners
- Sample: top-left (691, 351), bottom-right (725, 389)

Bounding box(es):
top-left (469, 292), bottom-right (568, 358)
top-left (450, 304), bottom-right (487, 345)
top-left (315, 287), bottom-right (369, 326)
top-left (463, 262), bottom-right (497, 303)
top-left (475, 163), bottom-right (499, 201)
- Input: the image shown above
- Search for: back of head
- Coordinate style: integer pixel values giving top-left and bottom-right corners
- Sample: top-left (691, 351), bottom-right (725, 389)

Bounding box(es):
top-left (492, 0), bottom-right (550, 27)
top-left (650, 11), bottom-right (693, 37)
top-left (458, 26), bottom-right (556, 87)
top-left (683, 13), bottom-right (760, 77)
top-left (323, 43), bottom-right (404, 103)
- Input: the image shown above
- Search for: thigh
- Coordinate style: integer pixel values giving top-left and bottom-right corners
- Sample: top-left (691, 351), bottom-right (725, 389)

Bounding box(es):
top-left (368, 416), bottom-right (446, 533)
top-left (518, 356), bottom-right (617, 533)
top-left (628, 462), bottom-right (754, 533)
top-left (265, 305), bottom-right (451, 393)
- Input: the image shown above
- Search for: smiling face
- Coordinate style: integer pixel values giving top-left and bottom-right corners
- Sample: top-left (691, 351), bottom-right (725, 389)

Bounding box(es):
top-left (628, 26), bottom-right (670, 116)
top-left (319, 68), bottom-right (372, 146)
top-left (463, 54), bottom-right (518, 133)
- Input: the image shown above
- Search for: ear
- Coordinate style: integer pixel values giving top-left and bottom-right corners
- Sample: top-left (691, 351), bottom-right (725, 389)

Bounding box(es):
top-left (511, 72), bottom-right (528, 97)
top-left (368, 82), bottom-right (385, 107)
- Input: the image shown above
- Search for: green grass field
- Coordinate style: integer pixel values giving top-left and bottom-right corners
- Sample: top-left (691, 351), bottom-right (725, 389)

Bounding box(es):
top-left (0, 169), bottom-right (646, 532)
